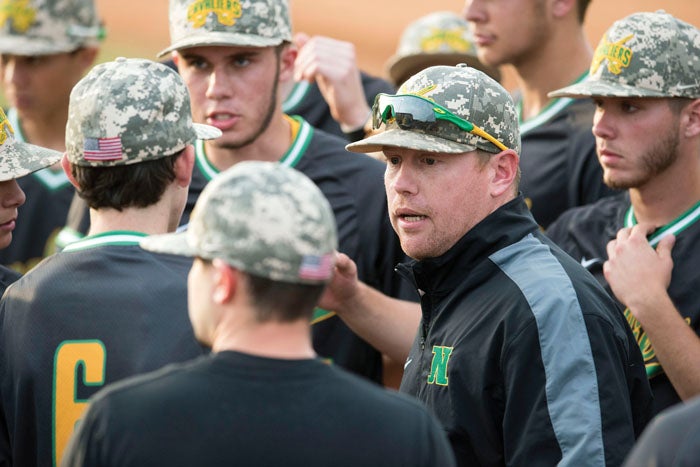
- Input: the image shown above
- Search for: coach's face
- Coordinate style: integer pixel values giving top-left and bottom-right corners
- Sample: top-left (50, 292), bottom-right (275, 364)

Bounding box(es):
top-left (0, 179), bottom-right (26, 250)
top-left (383, 147), bottom-right (497, 260)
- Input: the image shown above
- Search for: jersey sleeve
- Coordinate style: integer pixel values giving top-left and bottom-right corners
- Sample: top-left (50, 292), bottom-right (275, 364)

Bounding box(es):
top-left (501, 314), bottom-right (645, 466)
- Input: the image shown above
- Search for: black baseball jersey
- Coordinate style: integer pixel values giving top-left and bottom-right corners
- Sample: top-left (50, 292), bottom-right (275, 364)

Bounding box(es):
top-left (63, 350), bottom-right (456, 467)
top-left (517, 78), bottom-right (618, 229)
top-left (282, 72), bottom-right (395, 141)
top-left (398, 196), bottom-right (652, 466)
top-left (187, 116), bottom-right (417, 382)
top-left (0, 108), bottom-right (75, 273)
top-left (546, 192), bottom-right (700, 415)
top-left (0, 232), bottom-right (207, 467)
top-left (623, 395), bottom-right (700, 467)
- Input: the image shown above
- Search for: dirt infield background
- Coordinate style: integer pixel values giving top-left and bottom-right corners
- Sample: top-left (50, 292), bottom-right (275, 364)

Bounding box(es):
top-left (92, 0), bottom-right (700, 91)
top-left (1, 1), bottom-right (698, 105)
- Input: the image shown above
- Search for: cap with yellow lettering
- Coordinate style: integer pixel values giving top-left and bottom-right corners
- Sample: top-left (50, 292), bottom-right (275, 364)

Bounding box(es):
top-left (0, 0), bottom-right (104, 55)
top-left (550, 10), bottom-right (700, 99)
top-left (158, 0), bottom-right (292, 57)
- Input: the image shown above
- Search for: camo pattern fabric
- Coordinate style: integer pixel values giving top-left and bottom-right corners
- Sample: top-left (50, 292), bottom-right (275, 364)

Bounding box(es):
top-left (347, 64), bottom-right (520, 155)
top-left (0, 0), bottom-right (103, 55)
top-left (65, 57), bottom-right (221, 167)
top-left (142, 161), bottom-right (338, 285)
top-left (550, 10), bottom-right (700, 99)
top-left (159, 0), bottom-right (292, 56)
top-left (0, 108), bottom-right (62, 181)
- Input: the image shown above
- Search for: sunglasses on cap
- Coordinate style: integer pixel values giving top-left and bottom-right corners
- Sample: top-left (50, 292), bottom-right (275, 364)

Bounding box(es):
top-left (372, 93), bottom-right (508, 152)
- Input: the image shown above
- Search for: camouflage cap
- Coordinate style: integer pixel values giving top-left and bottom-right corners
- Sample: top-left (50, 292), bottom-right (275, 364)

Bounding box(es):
top-left (141, 161), bottom-right (338, 285)
top-left (550, 11), bottom-right (700, 99)
top-left (346, 64), bottom-right (520, 155)
top-left (0, 108), bottom-right (62, 182)
top-left (386, 11), bottom-right (500, 86)
top-left (0, 0), bottom-right (104, 55)
top-left (65, 57), bottom-right (221, 167)
top-left (158, 0), bottom-right (292, 57)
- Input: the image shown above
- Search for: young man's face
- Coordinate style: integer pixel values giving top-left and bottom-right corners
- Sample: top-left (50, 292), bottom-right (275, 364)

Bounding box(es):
top-left (592, 97), bottom-right (681, 190)
top-left (382, 147), bottom-right (494, 260)
top-left (0, 179), bottom-right (26, 249)
top-left (1, 50), bottom-right (95, 122)
top-left (463, 0), bottom-right (552, 68)
top-left (174, 44), bottom-right (292, 151)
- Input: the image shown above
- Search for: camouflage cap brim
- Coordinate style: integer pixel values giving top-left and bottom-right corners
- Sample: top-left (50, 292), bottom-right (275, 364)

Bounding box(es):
top-left (158, 32), bottom-right (285, 57)
top-left (387, 53), bottom-right (500, 86)
top-left (549, 80), bottom-right (670, 99)
top-left (140, 230), bottom-right (195, 258)
top-left (0, 36), bottom-right (97, 55)
top-left (193, 123), bottom-right (222, 140)
top-left (346, 127), bottom-right (477, 154)
top-left (0, 141), bottom-right (62, 182)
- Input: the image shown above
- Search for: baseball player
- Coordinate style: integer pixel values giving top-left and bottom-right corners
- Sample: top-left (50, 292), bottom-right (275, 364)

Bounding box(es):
top-left (0, 58), bottom-right (220, 467)
top-left (156, 0), bottom-right (416, 384)
top-left (546, 11), bottom-right (700, 416)
top-left (0, 107), bottom-right (62, 293)
top-left (385, 11), bottom-right (500, 87)
top-left (464, 0), bottom-right (616, 228)
top-left (61, 161), bottom-right (456, 467)
top-left (0, 0), bottom-right (103, 272)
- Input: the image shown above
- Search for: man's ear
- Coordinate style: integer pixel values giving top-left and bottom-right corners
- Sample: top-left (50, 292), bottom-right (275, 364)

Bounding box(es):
top-left (212, 258), bottom-right (238, 305)
top-left (174, 145), bottom-right (195, 188)
top-left (489, 149), bottom-right (519, 197)
top-left (551, 0), bottom-right (577, 19)
top-left (61, 153), bottom-right (80, 189)
top-left (278, 43), bottom-right (298, 83)
top-left (682, 98), bottom-right (700, 139)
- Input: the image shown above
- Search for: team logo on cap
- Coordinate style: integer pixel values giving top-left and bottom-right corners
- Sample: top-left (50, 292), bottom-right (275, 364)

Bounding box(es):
top-left (591, 33), bottom-right (634, 75)
top-left (187, 0), bottom-right (242, 28)
top-left (0, 109), bottom-right (15, 145)
top-left (420, 27), bottom-right (472, 53)
top-left (0, 0), bottom-right (36, 32)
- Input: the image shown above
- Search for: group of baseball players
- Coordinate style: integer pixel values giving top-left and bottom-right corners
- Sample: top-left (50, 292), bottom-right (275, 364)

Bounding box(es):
top-left (0, 0), bottom-right (698, 465)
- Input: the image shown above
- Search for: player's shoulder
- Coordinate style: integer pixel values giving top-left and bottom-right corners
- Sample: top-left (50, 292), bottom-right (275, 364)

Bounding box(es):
top-left (548, 192), bottom-right (628, 236)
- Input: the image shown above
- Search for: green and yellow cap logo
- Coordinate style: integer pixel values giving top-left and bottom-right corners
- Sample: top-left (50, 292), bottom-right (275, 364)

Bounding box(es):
top-left (0, 108), bottom-right (16, 146)
top-left (187, 0), bottom-right (242, 28)
top-left (591, 33), bottom-right (634, 76)
top-left (0, 0), bottom-right (37, 33)
top-left (420, 26), bottom-right (473, 54)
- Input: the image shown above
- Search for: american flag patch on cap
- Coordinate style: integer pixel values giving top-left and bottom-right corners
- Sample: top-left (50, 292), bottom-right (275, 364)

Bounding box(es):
top-left (83, 137), bottom-right (123, 161)
top-left (298, 253), bottom-right (333, 281)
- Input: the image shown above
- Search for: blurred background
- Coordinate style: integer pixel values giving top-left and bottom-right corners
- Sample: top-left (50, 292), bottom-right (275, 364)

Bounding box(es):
top-left (2, 0), bottom-right (699, 101)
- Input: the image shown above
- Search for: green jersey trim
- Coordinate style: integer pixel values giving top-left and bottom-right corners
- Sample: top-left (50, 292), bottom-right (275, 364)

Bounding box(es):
top-left (282, 81), bottom-right (311, 113)
top-left (518, 71), bottom-right (589, 136)
top-left (194, 116), bottom-right (314, 180)
top-left (8, 108), bottom-right (70, 191)
top-left (624, 198), bottom-right (700, 247)
top-left (61, 231), bottom-right (148, 252)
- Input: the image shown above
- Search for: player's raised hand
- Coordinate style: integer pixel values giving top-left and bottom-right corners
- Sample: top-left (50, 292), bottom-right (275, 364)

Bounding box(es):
top-left (293, 33), bottom-right (370, 132)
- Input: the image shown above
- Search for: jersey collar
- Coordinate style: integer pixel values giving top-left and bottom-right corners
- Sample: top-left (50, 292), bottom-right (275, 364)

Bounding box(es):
top-left (624, 198), bottom-right (700, 247)
top-left (518, 71), bottom-right (589, 136)
top-left (61, 231), bottom-right (148, 252)
top-left (194, 115), bottom-right (314, 182)
top-left (282, 81), bottom-right (311, 114)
